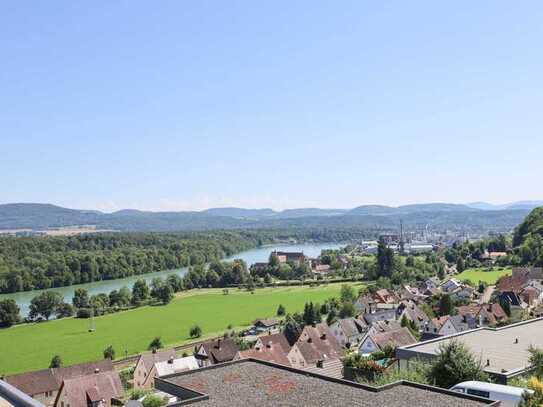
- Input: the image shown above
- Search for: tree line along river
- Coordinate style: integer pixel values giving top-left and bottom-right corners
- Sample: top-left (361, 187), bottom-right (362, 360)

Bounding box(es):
top-left (0, 242), bottom-right (344, 317)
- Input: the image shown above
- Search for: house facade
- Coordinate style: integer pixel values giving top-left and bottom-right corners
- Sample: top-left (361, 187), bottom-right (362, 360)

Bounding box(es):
top-left (286, 324), bottom-right (342, 370)
top-left (328, 317), bottom-right (366, 348)
top-left (358, 327), bottom-right (417, 355)
top-left (133, 349), bottom-right (176, 390)
top-left (194, 338), bottom-right (240, 367)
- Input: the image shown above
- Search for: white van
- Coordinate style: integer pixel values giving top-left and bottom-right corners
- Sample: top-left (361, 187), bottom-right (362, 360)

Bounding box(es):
top-left (450, 381), bottom-right (533, 407)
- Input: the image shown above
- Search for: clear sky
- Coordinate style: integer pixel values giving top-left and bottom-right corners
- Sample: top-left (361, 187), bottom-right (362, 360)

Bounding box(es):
top-left (1, 1), bottom-right (542, 212)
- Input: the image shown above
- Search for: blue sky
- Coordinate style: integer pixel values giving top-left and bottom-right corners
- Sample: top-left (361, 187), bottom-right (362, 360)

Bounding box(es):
top-left (1, 1), bottom-right (542, 212)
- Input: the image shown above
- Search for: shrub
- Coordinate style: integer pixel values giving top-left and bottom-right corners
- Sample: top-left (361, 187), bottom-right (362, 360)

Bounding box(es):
top-left (142, 394), bottom-right (166, 407)
top-left (189, 325), bottom-right (202, 338)
top-left (427, 340), bottom-right (487, 388)
top-left (76, 308), bottom-right (92, 319)
top-left (49, 355), bottom-right (62, 368)
top-left (277, 304), bottom-right (286, 316)
top-left (128, 388), bottom-right (150, 400)
top-left (103, 345), bottom-right (115, 360)
top-left (148, 337), bottom-right (163, 351)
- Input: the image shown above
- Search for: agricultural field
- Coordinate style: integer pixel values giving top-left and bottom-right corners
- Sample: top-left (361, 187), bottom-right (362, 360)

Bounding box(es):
top-left (0, 282), bottom-right (362, 375)
top-left (456, 267), bottom-right (512, 285)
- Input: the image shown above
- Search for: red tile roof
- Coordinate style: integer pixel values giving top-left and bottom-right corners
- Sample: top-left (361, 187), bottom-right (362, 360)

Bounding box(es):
top-left (55, 370), bottom-right (123, 407)
top-left (295, 324), bottom-right (342, 364)
top-left (237, 342), bottom-right (291, 366)
top-left (5, 359), bottom-right (114, 397)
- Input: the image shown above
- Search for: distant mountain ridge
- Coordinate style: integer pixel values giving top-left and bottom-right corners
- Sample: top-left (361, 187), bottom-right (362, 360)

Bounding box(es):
top-left (466, 201), bottom-right (543, 211)
top-left (0, 201), bottom-right (540, 233)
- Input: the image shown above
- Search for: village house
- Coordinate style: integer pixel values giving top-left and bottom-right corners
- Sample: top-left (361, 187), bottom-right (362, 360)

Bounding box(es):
top-left (154, 356), bottom-right (199, 377)
top-left (252, 318), bottom-right (279, 333)
top-left (452, 285), bottom-right (476, 301)
top-left (397, 300), bottom-right (430, 331)
top-left (328, 317), bottom-right (367, 348)
top-left (512, 266), bottom-right (543, 280)
top-left (194, 338), bottom-right (240, 368)
top-left (441, 278), bottom-right (462, 293)
top-left (372, 288), bottom-right (399, 305)
top-left (422, 277), bottom-right (440, 291)
top-left (311, 264), bottom-right (332, 276)
top-left (362, 309), bottom-right (397, 325)
top-left (286, 323), bottom-right (342, 373)
top-left (458, 303), bottom-right (508, 327)
top-left (358, 327), bottom-right (417, 356)
top-left (53, 369), bottom-right (123, 407)
top-left (398, 285), bottom-right (426, 302)
top-left (271, 251), bottom-right (306, 265)
top-left (253, 332), bottom-right (292, 353)
top-left (132, 349), bottom-right (176, 390)
top-left (436, 314), bottom-right (478, 336)
top-left (5, 360), bottom-right (114, 407)
top-left (366, 320), bottom-right (402, 336)
top-left (354, 294), bottom-right (376, 314)
top-left (235, 339), bottom-right (291, 366)
top-left (423, 316), bottom-right (447, 335)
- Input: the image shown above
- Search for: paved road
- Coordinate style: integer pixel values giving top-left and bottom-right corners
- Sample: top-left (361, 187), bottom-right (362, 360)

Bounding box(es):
top-left (479, 285), bottom-right (495, 304)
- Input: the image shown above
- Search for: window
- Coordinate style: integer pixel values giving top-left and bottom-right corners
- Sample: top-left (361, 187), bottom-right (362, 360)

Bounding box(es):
top-left (467, 389), bottom-right (490, 399)
top-left (452, 388), bottom-right (465, 394)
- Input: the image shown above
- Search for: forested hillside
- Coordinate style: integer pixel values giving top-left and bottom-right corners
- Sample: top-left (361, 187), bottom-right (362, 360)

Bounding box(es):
top-left (513, 206), bottom-right (543, 266)
top-left (0, 232), bottom-right (264, 294)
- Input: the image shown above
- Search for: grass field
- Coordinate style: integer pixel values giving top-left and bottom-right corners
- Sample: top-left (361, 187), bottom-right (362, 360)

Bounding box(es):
top-left (456, 267), bottom-right (512, 285)
top-left (0, 283), bottom-right (361, 375)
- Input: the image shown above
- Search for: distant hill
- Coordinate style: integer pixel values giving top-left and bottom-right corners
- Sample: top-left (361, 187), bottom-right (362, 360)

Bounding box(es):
top-left (0, 203), bottom-right (102, 229)
top-left (202, 207), bottom-right (276, 218)
top-left (467, 201), bottom-right (543, 211)
top-left (0, 202), bottom-right (536, 233)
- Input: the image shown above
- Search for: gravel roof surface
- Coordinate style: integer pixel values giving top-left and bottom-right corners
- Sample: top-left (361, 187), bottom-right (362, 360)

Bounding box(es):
top-left (163, 360), bottom-right (491, 406)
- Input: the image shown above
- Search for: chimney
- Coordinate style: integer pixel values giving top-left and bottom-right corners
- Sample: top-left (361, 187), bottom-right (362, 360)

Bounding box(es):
top-left (266, 342), bottom-right (272, 349)
top-left (307, 337), bottom-right (313, 343)
top-left (217, 339), bottom-right (221, 350)
top-left (486, 359), bottom-right (490, 367)
top-left (168, 356), bottom-right (174, 364)
top-left (321, 333), bottom-right (327, 340)
top-left (515, 338), bottom-right (519, 344)
top-left (94, 368), bottom-right (100, 374)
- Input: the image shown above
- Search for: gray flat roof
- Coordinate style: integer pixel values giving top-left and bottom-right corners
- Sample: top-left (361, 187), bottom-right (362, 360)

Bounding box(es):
top-left (157, 359), bottom-right (495, 406)
top-left (397, 317), bottom-right (543, 375)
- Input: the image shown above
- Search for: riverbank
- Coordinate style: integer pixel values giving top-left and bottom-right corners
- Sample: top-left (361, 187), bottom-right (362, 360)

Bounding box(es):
top-left (0, 281), bottom-right (362, 375)
top-left (0, 242), bottom-right (346, 317)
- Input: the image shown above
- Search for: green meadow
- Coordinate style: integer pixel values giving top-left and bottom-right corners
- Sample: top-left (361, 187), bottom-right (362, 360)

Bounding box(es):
top-left (0, 283), bottom-right (361, 375)
top-left (456, 267), bottom-right (512, 285)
